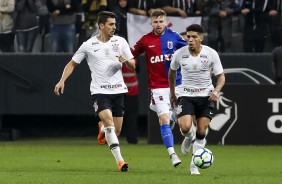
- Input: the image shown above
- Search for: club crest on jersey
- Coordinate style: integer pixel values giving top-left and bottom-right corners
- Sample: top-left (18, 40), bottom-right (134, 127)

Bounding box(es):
top-left (201, 60), bottom-right (209, 69)
top-left (93, 101), bottom-right (98, 112)
top-left (112, 43), bottom-right (119, 52)
top-left (104, 48), bottom-right (110, 56)
top-left (167, 41), bottom-right (173, 49)
top-left (159, 96), bottom-right (163, 101)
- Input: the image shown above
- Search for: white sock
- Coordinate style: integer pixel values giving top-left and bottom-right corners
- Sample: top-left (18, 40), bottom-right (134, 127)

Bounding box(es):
top-left (105, 126), bottom-right (123, 163)
top-left (167, 147), bottom-right (176, 156)
top-left (192, 138), bottom-right (206, 154)
top-left (101, 124), bottom-right (105, 133)
top-left (180, 125), bottom-right (194, 139)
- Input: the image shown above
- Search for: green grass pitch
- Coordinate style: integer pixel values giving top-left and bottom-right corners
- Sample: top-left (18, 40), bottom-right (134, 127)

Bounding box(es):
top-left (0, 138), bottom-right (281, 184)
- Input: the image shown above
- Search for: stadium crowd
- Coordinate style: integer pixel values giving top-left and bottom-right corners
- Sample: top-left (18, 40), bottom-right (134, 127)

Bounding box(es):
top-left (0, 0), bottom-right (281, 53)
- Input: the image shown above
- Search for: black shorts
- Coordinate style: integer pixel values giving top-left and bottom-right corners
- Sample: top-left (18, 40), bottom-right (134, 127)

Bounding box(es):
top-left (91, 93), bottom-right (125, 117)
top-left (176, 96), bottom-right (215, 120)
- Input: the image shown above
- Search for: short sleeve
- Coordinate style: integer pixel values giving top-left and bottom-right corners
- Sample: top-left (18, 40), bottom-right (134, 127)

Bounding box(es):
top-left (210, 49), bottom-right (224, 76)
top-left (72, 42), bottom-right (87, 64)
top-left (170, 50), bottom-right (180, 70)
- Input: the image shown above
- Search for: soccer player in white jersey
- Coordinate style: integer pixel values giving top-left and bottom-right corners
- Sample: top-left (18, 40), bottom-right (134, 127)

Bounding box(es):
top-left (168, 24), bottom-right (225, 175)
top-left (54, 11), bottom-right (135, 172)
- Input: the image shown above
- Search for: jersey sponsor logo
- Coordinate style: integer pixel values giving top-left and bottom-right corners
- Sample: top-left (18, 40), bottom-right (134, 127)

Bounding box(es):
top-left (150, 54), bottom-right (173, 63)
top-left (100, 84), bottom-right (122, 89)
top-left (167, 41), bottom-right (173, 49)
top-left (200, 54), bottom-right (208, 58)
top-left (112, 43), bottom-right (119, 52)
top-left (183, 88), bottom-right (206, 93)
top-left (149, 45), bottom-right (155, 48)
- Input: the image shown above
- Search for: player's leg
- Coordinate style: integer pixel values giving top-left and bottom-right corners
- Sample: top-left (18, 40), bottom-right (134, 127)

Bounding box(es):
top-left (176, 97), bottom-right (196, 156)
top-left (178, 115), bottom-right (195, 156)
top-left (92, 94), bottom-right (128, 172)
top-left (190, 116), bottom-right (209, 174)
top-left (111, 94), bottom-right (128, 172)
top-left (169, 86), bottom-right (181, 130)
top-left (150, 88), bottom-right (181, 167)
top-left (190, 97), bottom-right (214, 175)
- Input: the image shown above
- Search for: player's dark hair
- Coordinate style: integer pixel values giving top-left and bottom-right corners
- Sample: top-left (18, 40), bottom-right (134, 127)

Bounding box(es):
top-left (186, 24), bottom-right (203, 33)
top-left (97, 11), bottom-right (117, 25)
top-left (150, 9), bottom-right (166, 18)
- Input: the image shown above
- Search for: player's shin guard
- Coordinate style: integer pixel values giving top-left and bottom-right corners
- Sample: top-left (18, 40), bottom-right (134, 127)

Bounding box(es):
top-left (192, 132), bottom-right (206, 154)
top-left (105, 126), bottom-right (123, 163)
top-left (161, 124), bottom-right (174, 148)
top-left (180, 125), bottom-right (194, 139)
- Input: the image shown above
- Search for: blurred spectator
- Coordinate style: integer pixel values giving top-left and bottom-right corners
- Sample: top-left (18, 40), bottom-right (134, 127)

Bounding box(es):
top-left (128, 0), bottom-right (155, 16)
top-left (206, 0), bottom-right (239, 52)
top-left (272, 46), bottom-right (282, 84)
top-left (180, 31), bottom-right (188, 40)
top-left (107, 0), bottom-right (117, 11)
top-left (80, 0), bottom-right (107, 40)
top-left (47, 0), bottom-right (78, 53)
top-left (113, 0), bottom-right (128, 40)
top-left (268, 0), bottom-right (282, 48)
top-left (14, 0), bottom-right (39, 52)
top-left (0, 0), bottom-right (15, 52)
top-left (155, 0), bottom-right (203, 17)
top-left (35, 0), bottom-right (50, 52)
top-left (241, 0), bottom-right (270, 52)
top-left (122, 63), bottom-right (139, 144)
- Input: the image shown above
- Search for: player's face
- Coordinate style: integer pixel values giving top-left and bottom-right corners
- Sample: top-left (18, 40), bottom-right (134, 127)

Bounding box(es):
top-left (100, 18), bottom-right (116, 37)
top-left (187, 31), bottom-right (203, 52)
top-left (151, 16), bottom-right (167, 35)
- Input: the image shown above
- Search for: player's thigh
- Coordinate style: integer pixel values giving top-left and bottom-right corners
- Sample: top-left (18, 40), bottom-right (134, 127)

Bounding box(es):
top-left (150, 88), bottom-right (170, 116)
top-left (98, 109), bottom-right (114, 126)
top-left (194, 97), bottom-right (215, 133)
top-left (111, 94), bottom-right (125, 117)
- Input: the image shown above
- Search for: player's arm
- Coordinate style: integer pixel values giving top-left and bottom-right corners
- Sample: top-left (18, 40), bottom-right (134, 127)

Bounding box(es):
top-left (168, 68), bottom-right (177, 108)
top-left (209, 72), bottom-right (225, 102)
top-left (54, 60), bottom-right (78, 96)
top-left (119, 57), bottom-right (136, 71)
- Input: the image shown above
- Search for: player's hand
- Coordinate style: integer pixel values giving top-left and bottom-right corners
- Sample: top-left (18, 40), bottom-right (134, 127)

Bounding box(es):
top-left (209, 89), bottom-right (220, 102)
top-left (54, 82), bottom-right (64, 96)
top-left (118, 55), bottom-right (128, 64)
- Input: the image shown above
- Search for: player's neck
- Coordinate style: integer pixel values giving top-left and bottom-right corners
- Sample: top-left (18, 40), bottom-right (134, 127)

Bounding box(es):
top-left (190, 45), bottom-right (202, 57)
top-left (96, 34), bottom-right (111, 43)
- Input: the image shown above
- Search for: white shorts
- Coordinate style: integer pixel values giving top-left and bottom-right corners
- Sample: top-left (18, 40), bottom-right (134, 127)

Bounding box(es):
top-left (150, 87), bottom-right (179, 116)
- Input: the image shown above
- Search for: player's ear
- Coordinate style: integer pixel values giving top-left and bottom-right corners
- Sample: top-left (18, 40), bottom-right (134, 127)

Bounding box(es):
top-left (200, 34), bottom-right (204, 42)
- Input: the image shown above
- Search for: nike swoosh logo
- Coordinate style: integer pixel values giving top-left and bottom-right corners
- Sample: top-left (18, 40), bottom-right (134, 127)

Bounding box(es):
top-left (182, 64), bottom-right (187, 66)
top-left (94, 49), bottom-right (99, 52)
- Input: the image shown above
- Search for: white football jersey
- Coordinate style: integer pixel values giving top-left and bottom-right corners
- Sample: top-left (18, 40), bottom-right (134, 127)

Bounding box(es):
top-left (170, 45), bottom-right (223, 97)
top-left (72, 35), bottom-right (134, 95)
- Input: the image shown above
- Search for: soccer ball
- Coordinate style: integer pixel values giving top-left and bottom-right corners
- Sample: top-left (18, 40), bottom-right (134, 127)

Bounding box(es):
top-left (192, 148), bottom-right (214, 169)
